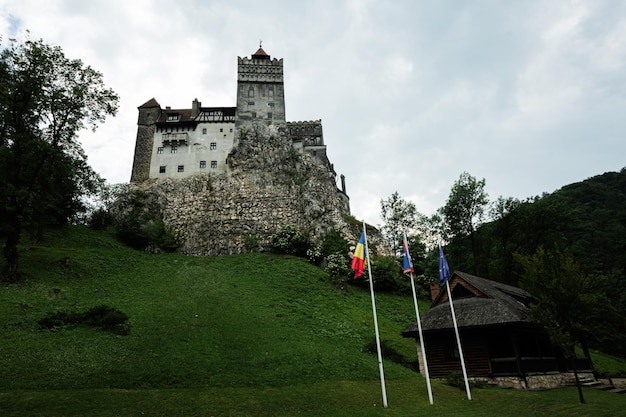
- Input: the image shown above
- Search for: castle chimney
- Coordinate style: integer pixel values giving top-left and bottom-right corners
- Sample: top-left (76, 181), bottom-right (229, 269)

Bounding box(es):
top-left (430, 282), bottom-right (441, 302)
top-left (192, 98), bottom-right (201, 118)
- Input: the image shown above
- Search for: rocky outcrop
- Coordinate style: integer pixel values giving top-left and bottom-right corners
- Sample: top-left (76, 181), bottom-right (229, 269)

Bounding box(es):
top-left (118, 123), bottom-right (388, 256)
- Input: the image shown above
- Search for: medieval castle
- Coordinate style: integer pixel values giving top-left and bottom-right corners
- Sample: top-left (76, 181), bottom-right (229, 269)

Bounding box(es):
top-left (124, 47), bottom-right (373, 256)
top-left (130, 46), bottom-right (349, 213)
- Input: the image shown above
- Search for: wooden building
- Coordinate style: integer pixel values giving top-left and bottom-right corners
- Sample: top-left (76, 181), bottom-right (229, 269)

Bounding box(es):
top-left (402, 271), bottom-right (593, 389)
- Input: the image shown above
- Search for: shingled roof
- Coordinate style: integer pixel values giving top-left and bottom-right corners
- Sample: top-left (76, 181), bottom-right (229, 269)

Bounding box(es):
top-left (252, 47), bottom-right (270, 60)
top-left (403, 271), bottom-right (535, 337)
top-left (139, 98), bottom-right (160, 108)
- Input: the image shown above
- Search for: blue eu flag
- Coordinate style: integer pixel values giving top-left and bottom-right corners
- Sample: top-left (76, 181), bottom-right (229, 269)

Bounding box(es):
top-left (438, 245), bottom-right (451, 285)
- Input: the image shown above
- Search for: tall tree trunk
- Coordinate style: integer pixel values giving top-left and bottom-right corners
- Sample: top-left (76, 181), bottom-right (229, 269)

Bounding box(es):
top-left (571, 353), bottom-right (585, 404)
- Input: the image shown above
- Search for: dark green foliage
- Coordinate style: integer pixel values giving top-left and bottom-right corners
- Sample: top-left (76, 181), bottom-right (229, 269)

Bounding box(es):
top-left (324, 252), bottom-right (352, 283)
top-left (516, 248), bottom-right (597, 355)
top-left (369, 256), bottom-right (403, 292)
top-left (320, 229), bottom-right (349, 258)
top-left (438, 172), bottom-right (489, 274)
top-left (319, 229), bottom-right (351, 283)
top-left (268, 224), bottom-right (311, 257)
top-left (439, 169), bottom-right (626, 358)
top-left (244, 233), bottom-right (260, 253)
top-left (112, 189), bottom-right (178, 252)
top-left (0, 35), bottom-right (118, 280)
top-left (37, 310), bottom-right (80, 329)
top-left (38, 305), bottom-right (130, 335)
top-left (380, 191), bottom-right (424, 253)
top-left (87, 208), bottom-right (114, 231)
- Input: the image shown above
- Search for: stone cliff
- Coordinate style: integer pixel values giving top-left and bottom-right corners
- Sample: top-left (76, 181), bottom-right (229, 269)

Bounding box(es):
top-left (118, 122), bottom-right (388, 256)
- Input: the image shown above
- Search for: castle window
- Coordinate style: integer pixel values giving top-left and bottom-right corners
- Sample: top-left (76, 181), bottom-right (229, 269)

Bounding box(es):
top-left (202, 128), bottom-right (207, 135)
top-left (268, 102), bottom-right (274, 107)
top-left (268, 87), bottom-right (274, 99)
top-left (229, 128), bottom-right (233, 132)
top-left (252, 112), bottom-right (256, 118)
top-left (248, 87), bottom-right (254, 98)
top-left (248, 101), bottom-right (254, 106)
top-left (157, 147), bottom-right (164, 154)
top-left (177, 165), bottom-right (184, 173)
top-left (220, 128), bottom-right (223, 133)
top-left (267, 112), bottom-right (272, 120)
top-left (210, 142), bottom-right (217, 150)
top-left (171, 145), bottom-right (178, 154)
top-left (159, 166), bottom-right (166, 173)
top-left (200, 160), bottom-right (206, 169)
top-left (167, 113), bottom-right (179, 122)
top-left (211, 161), bottom-right (217, 169)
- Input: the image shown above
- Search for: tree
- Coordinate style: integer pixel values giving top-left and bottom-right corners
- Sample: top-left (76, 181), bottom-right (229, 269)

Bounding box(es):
top-left (0, 35), bottom-right (119, 280)
top-left (487, 196), bottom-right (522, 283)
top-left (516, 247), bottom-right (598, 404)
top-left (380, 191), bottom-right (426, 253)
top-left (439, 172), bottom-right (488, 272)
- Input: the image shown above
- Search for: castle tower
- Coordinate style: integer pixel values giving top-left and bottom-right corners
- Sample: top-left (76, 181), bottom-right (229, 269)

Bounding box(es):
top-left (130, 98), bottom-right (161, 183)
top-left (234, 46), bottom-right (285, 137)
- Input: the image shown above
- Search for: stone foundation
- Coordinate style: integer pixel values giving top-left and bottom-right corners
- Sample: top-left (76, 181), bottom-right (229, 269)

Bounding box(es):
top-left (471, 372), bottom-right (596, 390)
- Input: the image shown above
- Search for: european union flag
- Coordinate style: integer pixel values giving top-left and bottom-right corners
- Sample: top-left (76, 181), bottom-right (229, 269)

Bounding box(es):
top-left (438, 245), bottom-right (451, 285)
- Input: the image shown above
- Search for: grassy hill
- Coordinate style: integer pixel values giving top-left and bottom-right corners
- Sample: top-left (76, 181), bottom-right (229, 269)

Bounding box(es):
top-left (1, 226), bottom-right (626, 416)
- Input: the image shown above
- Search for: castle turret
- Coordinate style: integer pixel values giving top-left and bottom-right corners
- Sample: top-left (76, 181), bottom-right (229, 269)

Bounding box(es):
top-left (131, 98), bottom-right (161, 183)
top-left (234, 46), bottom-right (285, 141)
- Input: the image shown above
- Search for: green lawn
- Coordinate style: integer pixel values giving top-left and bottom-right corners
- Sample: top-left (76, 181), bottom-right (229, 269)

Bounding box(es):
top-left (1, 226), bottom-right (625, 416)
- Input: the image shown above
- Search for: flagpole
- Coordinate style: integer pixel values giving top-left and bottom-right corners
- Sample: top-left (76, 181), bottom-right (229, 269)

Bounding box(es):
top-left (404, 235), bottom-right (434, 405)
top-left (445, 279), bottom-right (472, 401)
top-left (362, 223), bottom-right (388, 408)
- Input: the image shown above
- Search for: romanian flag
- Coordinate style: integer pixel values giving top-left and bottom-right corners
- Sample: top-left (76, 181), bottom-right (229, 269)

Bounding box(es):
top-left (351, 230), bottom-right (367, 278)
top-left (402, 239), bottom-right (413, 276)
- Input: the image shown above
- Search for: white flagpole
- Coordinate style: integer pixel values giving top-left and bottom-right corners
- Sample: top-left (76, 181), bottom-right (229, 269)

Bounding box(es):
top-left (404, 233), bottom-right (434, 405)
top-left (362, 223), bottom-right (388, 408)
top-left (445, 279), bottom-right (472, 400)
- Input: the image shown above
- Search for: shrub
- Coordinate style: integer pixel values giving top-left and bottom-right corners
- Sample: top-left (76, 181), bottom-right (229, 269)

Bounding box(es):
top-left (370, 256), bottom-right (402, 292)
top-left (268, 225), bottom-right (311, 257)
top-left (38, 305), bottom-right (130, 335)
top-left (324, 253), bottom-right (352, 282)
top-left (112, 189), bottom-right (178, 252)
top-left (307, 245), bottom-right (323, 264)
top-left (80, 305), bottom-right (130, 334)
top-left (320, 229), bottom-right (349, 258)
top-left (88, 208), bottom-right (114, 230)
top-left (244, 233), bottom-right (260, 253)
top-left (38, 310), bottom-right (80, 329)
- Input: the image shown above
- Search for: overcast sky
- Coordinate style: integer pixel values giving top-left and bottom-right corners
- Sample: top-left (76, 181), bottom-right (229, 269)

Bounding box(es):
top-left (2, 0), bottom-right (626, 227)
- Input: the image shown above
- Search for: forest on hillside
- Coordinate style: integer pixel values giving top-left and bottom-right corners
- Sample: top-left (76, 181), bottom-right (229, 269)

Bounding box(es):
top-left (431, 169), bottom-right (626, 359)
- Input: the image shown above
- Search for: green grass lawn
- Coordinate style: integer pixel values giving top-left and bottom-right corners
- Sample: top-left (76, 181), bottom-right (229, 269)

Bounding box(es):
top-left (1, 226), bottom-right (625, 416)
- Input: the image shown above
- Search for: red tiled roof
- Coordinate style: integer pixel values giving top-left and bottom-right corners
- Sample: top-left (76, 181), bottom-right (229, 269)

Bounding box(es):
top-left (253, 47), bottom-right (268, 56)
